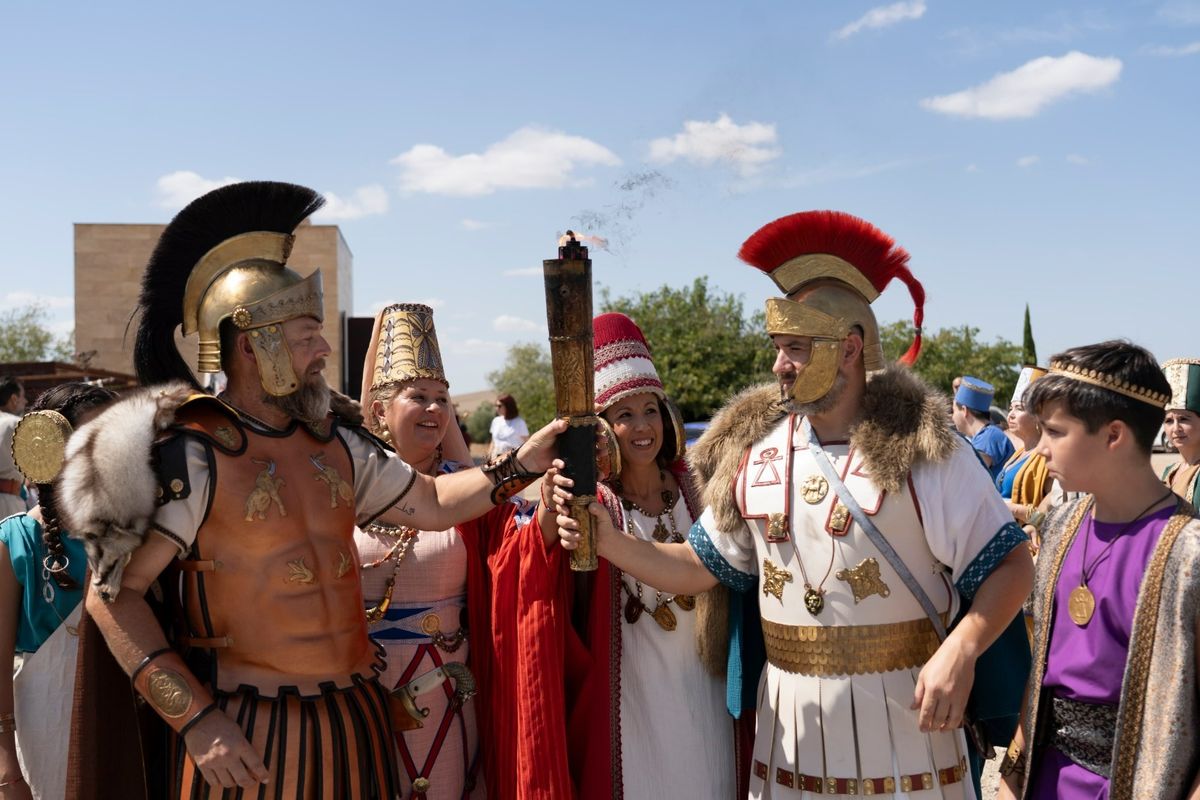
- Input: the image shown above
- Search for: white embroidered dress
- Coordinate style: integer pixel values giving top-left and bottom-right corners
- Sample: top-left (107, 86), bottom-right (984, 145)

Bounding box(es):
top-left (691, 416), bottom-right (1024, 800)
top-left (617, 496), bottom-right (736, 799)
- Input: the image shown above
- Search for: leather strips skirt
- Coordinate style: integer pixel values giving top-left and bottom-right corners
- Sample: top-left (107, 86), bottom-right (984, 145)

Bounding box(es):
top-left (168, 673), bottom-right (399, 799)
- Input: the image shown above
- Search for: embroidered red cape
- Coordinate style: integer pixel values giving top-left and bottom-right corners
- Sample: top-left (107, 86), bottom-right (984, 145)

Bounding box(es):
top-left (462, 461), bottom-right (750, 800)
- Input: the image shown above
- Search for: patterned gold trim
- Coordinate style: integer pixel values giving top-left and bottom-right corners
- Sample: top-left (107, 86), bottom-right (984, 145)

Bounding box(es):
top-left (769, 253), bottom-right (881, 301)
top-left (1022, 496), bottom-right (1091, 799)
top-left (761, 616), bottom-right (942, 676)
top-left (1109, 501), bottom-right (1193, 800)
top-left (1049, 361), bottom-right (1170, 408)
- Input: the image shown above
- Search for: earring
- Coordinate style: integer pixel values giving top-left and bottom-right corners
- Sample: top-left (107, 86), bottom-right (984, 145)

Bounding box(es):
top-left (379, 426), bottom-right (393, 444)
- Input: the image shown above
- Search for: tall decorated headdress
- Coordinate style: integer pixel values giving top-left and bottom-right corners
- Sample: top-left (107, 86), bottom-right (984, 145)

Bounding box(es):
top-left (593, 312), bottom-right (684, 463)
top-left (134, 181), bottom-right (326, 396)
top-left (1162, 359), bottom-right (1200, 413)
top-left (738, 210), bottom-right (925, 403)
top-left (1010, 366), bottom-right (1047, 408)
top-left (360, 303), bottom-right (448, 405)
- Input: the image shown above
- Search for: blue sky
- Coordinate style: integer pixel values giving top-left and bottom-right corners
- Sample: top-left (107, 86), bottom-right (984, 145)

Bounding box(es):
top-left (2, 1), bottom-right (1198, 392)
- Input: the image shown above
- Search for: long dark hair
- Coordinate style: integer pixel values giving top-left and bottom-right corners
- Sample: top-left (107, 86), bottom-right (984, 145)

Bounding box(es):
top-left (29, 382), bottom-right (117, 590)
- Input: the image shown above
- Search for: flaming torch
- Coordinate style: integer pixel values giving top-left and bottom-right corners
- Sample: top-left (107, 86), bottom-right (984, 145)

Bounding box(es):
top-left (544, 231), bottom-right (598, 571)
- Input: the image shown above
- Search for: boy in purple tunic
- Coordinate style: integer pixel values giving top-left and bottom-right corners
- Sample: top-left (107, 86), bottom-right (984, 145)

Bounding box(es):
top-left (997, 341), bottom-right (1200, 800)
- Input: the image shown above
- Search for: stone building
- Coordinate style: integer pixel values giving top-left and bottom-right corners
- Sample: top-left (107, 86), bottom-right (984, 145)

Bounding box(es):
top-left (74, 219), bottom-right (353, 393)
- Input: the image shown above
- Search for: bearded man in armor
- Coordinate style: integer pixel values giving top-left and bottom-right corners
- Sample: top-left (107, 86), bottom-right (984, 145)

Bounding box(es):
top-left (557, 211), bottom-right (1034, 799)
top-left (60, 182), bottom-right (561, 798)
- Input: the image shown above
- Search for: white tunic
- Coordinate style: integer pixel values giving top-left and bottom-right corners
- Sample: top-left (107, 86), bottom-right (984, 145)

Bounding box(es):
top-left (694, 416), bottom-right (1023, 800)
top-left (618, 496), bottom-right (736, 800)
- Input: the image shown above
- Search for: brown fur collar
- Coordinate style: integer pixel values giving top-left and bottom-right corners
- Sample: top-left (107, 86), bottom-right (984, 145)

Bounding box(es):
top-left (686, 367), bottom-right (954, 676)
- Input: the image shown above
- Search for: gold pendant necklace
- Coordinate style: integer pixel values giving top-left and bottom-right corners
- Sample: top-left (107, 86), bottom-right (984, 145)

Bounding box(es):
top-left (362, 524), bottom-right (417, 623)
top-left (619, 498), bottom-right (692, 631)
top-left (1070, 491), bottom-right (1173, 627)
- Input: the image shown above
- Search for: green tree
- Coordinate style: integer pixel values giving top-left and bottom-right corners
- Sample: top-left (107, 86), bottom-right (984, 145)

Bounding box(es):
top-left (600, 277), bottom-right (775, 420)
top-left (1022, 304), bottom-right (1038, 366)
top-left (881, 321), bottom-right (1022, 407)
top-left (486, 343), bottom-right (557, 430)
top-left (0, 304), bottom-right (73, 363)
top-left (466, 401), bottom-right (494, 445)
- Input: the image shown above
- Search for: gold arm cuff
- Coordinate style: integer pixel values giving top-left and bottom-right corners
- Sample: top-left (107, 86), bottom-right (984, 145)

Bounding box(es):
top-left (131, 650), bottom-right (215, 734)
top-left (761, 616), bottom-right (942, 676)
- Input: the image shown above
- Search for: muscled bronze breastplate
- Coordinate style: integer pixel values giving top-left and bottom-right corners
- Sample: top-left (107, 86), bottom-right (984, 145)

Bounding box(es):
top-left (177, 408), bottom-right (377, 695)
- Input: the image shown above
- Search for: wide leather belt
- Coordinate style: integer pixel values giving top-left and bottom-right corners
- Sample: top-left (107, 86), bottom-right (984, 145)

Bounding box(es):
top-left (761, 617), bottom-right (942, 677)
top-left (0, 478), bottom-right (21, 496)
top-left (1049, 695), bottom-right (1116, 778)
top-left (754, 756), bottom-right (967, 794)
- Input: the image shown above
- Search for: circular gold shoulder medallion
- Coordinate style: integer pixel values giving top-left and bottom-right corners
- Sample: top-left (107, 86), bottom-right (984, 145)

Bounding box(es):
top-left (11, 410), bottom-right (73, 485)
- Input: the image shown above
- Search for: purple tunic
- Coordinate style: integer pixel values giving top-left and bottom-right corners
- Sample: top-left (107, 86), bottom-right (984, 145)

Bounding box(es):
top-left (1029, 506), bottom-right (1174, 800)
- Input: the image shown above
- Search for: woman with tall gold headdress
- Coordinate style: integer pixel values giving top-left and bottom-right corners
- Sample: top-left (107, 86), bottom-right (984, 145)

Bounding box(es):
top-left (355, 303), bottom-right (482, 798)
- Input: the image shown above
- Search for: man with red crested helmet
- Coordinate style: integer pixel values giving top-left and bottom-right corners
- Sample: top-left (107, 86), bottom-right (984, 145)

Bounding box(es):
top-left (556, 211), bottom-right (1033, 799)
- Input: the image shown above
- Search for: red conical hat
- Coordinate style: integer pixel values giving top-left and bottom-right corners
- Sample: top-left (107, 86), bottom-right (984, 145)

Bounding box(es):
top-left (738, 210), bottom-right (925, 365)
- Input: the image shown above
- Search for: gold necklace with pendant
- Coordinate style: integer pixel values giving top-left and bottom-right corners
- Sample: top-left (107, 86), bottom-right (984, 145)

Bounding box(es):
top-left (362, 524), bottom-right (418, 623)
top-left (620, 500), bottom-right (694, 630)
top-left (1068, 491), bottom-right (1173, 626)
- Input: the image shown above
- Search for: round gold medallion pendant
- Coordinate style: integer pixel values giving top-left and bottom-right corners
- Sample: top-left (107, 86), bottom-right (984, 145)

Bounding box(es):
top-left (803, 588), bottom-right (825, 616)
top-left (1068, 585), bottom-right (1096, 626)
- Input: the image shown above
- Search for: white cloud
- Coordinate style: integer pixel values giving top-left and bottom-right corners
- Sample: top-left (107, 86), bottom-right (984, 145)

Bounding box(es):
top-left (833, 1), bottom-right (926, 40)
top-left (156, 170), bottom-right (241, 209)
top-left (965, 163), bottom-right (981, 173)
top-left (391, 126), bottom-right (620, 197)
top-left (1158, 1), bottom-right (1200, 26)
top-left (493, 315), bottom-right (541, 333)
top-left (647, 114), bottom-right (780, 176)
top-left (920, 51), bottom-right (1122, 120)
top-left (1066, 153), bottom-right (1089, 165)
top-left (1016, 155), bottom-right (1040, 168)
top-left (1145, 40), bottom-right (1200, 56)
top-left (460, 219), bottom-right (497, 231)
top-left (313, 185), bottom-right (388, 221)
top-left (502, 267), bottom-right (544, 277)
top-left (1, 291), bottom-right (73, 311)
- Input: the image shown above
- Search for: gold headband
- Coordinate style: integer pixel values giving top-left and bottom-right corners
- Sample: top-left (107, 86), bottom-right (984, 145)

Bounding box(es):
top-left (1048, 361), bottom-right (1169, 409)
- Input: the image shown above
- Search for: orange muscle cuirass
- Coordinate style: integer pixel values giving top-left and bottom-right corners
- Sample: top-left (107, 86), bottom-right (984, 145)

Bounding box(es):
top-left (177, 407), bottom-right (378, 696)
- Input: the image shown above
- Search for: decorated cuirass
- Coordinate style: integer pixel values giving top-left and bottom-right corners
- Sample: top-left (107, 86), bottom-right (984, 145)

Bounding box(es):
top-left (172, 402), bottom-right (374, 694)
top-left (736, 414), bottom-right (955, 630)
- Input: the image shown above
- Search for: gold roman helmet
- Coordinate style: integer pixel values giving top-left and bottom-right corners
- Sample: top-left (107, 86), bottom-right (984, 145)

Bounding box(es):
top-left (739, 211), bottom-right (926, 405)
top-left (134, 181), bottom-right (327, 396)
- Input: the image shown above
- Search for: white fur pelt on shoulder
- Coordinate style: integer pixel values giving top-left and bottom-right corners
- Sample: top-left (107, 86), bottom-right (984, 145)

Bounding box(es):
top-left (59, 381), bottom-right (194, 602)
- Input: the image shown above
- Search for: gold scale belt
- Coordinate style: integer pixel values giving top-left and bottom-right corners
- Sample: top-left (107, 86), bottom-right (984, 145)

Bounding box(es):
top-left (761, 617), bottom-right (942, 676)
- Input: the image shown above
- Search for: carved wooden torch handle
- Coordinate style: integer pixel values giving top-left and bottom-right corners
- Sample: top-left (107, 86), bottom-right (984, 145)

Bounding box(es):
top-left (543, 232), bottom-right (598, 571)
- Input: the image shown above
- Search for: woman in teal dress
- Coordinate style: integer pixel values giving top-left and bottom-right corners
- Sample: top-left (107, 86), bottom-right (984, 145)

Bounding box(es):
top-left (0, 382), bottom-right (114, 800)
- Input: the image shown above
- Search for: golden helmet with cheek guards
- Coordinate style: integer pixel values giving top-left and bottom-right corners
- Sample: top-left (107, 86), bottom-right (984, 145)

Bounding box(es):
top-left (134, 181), bottom-right (327, 397)
top-left (741, 211), bottom-right (926, 406)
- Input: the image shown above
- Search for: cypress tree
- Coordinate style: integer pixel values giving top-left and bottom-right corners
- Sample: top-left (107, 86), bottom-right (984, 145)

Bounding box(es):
top-left (1022, 304), bottom-right (1037, 366)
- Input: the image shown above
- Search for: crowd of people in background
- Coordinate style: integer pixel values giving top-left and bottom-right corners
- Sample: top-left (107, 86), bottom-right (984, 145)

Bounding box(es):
top-left (1, 184), bottom-right (1197, 800)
